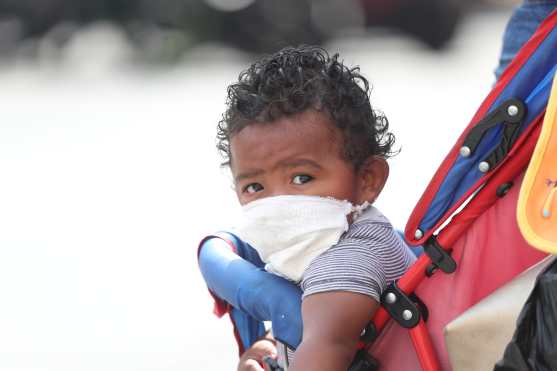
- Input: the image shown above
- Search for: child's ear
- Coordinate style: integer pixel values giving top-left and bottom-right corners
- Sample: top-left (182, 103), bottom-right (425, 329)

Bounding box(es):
top-left (357, 156), bottom-right (389, 205)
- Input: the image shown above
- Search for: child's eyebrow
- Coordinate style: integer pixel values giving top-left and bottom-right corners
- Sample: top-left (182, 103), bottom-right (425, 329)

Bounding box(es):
top-left (234, 169), bottom-right (264, 183)
top-left (277, 158), bottom-right (323, 170)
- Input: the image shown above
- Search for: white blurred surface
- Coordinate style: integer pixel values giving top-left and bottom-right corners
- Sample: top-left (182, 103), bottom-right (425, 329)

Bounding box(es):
top-left (0, 9), bottom-right (512, 371)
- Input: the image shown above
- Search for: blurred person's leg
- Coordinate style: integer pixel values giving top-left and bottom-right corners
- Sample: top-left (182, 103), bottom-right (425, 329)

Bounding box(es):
top-left (495, 0), bottom-right (557, 80)
top-left (361, 0), bottom-right (462, 49)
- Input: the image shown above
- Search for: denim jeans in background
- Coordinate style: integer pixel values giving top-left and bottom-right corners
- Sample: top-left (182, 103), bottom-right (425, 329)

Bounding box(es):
top-left (494, 0), bottom-right (557, 81)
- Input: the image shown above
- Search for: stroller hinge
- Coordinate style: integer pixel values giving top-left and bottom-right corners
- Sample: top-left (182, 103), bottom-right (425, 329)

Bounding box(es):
top-left (360, 321), bottom-right (378, 344)
top-left (381, 282), bottom-right (421, 329)
top-left (424, 236), bottom-right (457, 275)
top-left (348, 349), bottom-right (380, 371)
top-left (460, 98), bottom-right (527, 172)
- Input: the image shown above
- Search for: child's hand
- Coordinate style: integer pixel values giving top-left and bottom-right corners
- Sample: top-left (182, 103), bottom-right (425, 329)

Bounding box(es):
top-left (237, 338), bottom-right (277, 371)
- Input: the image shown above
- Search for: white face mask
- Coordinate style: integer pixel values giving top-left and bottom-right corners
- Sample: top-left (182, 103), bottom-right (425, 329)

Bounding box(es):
top-left (235, 195), bottom-right (369, 282)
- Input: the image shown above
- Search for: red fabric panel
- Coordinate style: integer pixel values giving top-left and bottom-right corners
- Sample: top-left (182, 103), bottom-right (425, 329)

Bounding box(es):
top-left (370, 172), bottom-right (547, 370)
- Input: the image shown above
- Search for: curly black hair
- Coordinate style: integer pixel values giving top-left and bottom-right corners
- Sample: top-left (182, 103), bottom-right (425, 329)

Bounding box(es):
top-left (217, 45), bottom-right (396, 169)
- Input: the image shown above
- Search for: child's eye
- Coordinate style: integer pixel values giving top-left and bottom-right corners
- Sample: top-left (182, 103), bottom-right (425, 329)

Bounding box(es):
top-left (292, 174), bottom-right (314, 185)
top-left (243, 183), bottom-right (264, 194)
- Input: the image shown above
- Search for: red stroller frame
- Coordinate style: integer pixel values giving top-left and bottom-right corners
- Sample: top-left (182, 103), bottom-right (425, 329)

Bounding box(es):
top-left (368, 130), bottom-right (544, 371)
top-left (362, 9), bottom-right (557, 371)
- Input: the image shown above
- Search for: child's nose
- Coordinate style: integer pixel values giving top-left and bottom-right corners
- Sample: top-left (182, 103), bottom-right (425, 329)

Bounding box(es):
top-left (268, 186), bottom-right (297, 198)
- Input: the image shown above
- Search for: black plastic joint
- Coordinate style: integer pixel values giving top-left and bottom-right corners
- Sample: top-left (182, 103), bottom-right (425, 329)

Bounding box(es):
top-left (496, 182), bottom-right (514, 198)
top-left (348, 349), bottom-right (380, 371)
top-left (380, 282), bottom-right (421, 329)
top-left (461, 98), bottom-right (526, 155)
top-left (423, 236), bottom-right (457, 274)
top-left (460, 98), bottom-right (527, 172)
top-left (360, 322), bottom-right (378, 344)
top-left (262, 356), bottom-right (284, 371)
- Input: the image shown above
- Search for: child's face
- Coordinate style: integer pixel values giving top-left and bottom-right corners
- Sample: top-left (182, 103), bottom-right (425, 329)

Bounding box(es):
top-left (229, 110), bottom-right (388, 206)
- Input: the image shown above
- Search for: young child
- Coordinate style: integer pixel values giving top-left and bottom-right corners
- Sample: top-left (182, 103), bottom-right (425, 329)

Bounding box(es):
top-left (208, 45), bottom-right (416, 370)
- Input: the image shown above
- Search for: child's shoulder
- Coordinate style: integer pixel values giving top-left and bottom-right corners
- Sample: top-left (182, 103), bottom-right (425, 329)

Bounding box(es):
top-left (344, 207), bottom-right (410, 255)
top-left (349, 206), bottom-right (393, 232)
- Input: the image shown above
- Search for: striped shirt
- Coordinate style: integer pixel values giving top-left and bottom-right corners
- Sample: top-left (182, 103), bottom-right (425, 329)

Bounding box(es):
top-left (301, 206), bottom-right (416, 301)
top-left (278, 206), bottom-right (416, 366)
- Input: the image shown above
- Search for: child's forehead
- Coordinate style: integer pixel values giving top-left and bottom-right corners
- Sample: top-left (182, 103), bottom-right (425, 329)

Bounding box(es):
top-left (230, 111), bottom-right (345, 168)
top-left (238, 110), bottom-right (339, 143)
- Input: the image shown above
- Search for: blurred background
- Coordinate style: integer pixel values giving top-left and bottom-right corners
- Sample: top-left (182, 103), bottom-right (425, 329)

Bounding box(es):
top-left (0, 0), bottom-right (520, 370)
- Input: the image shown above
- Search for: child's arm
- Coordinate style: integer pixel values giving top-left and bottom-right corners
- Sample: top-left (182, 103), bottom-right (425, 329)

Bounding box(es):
top-left (288, 291), bottom-right (379, 371)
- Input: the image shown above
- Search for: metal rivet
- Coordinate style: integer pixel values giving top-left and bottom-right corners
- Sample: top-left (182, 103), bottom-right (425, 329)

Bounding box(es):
top-left (507, 105), bottom-right (519, 117)
top-left (402, 310), bottom-right (413, 321)
top-left (385, 292), bottom-right (397, 304)
top-left (478, 161), bottom-right (490, 173)
top-left (414, 229), bottom-right (423, 240)
top-left (460, 146), bottom-right (471, 158)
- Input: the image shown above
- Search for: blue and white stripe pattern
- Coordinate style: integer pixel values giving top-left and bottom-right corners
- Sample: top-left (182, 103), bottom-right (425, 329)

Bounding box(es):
top-left (301, 216), bottom-right (416, 302)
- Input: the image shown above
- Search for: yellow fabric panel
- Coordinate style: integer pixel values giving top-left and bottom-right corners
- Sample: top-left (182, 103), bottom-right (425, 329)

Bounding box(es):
top-left (518, 70), bottom-right (557, 253)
